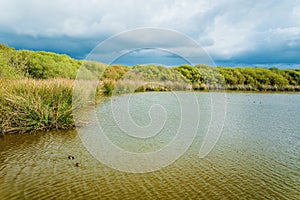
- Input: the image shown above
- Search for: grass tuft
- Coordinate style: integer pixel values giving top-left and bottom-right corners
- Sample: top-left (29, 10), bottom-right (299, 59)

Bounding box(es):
top-left (0, 79), bottom-right (74, 134)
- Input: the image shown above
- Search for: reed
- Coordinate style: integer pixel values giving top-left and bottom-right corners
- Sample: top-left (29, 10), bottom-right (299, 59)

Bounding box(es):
top-left (0, 79), bottom-right (74, 134)
top-left (0, 76), bottom-right (299, 135)
top-left (101, 78), bottom-right (192, 95)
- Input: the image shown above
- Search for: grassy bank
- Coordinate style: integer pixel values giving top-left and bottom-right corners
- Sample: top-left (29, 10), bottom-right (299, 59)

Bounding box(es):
top-left (0, 79), bottom-right (74, 134)
top-left (1, 44), bottom-right (300, 134)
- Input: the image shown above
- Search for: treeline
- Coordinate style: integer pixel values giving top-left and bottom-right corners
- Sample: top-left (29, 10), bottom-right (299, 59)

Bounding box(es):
top-left (0, 44), bottom-right (82, 79)
top-left (1, 44), bottom-right (299, 134)
top-left (101, 64), bottom-right (300, 92)
top-left (1, 43), bottom-right (299, 92)
top-left (176, 64), bottom-right (300, 91)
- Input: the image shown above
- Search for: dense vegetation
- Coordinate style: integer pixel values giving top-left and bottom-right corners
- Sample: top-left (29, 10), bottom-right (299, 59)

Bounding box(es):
top-left (101, 65), bottom-right (191, 94)
top-left (0, 43), bottom-right (299, 134)
top-left (100, 64), bottom-right (300, 92)
top-left (0, 79), bottom-right (74, 133)
top-left (174, 64), bottom-right (300, 91)
top-left (0, 44), bottom-right (82, 79)
top-left (1, 43), bottom-right (299, 91)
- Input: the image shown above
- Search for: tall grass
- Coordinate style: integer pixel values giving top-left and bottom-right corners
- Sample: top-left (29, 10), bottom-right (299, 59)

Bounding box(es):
top-left (0, 79), bottom-right (74, 134)
top-left (101, 79), bottom-right (192, 95)
top-left (1, 67), bottom-right (299, 134)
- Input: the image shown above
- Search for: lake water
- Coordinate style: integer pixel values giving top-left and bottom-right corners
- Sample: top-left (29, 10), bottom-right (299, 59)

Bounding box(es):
top-left (0, 92), bottom-right (299, 199)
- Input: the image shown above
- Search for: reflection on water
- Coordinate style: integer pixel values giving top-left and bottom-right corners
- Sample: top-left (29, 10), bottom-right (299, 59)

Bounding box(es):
top-left (0, 93), bottom-right (299, 199)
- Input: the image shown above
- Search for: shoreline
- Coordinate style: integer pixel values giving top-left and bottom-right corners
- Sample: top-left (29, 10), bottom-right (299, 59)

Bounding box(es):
top-left (1, 78), bottom-right (299, 135)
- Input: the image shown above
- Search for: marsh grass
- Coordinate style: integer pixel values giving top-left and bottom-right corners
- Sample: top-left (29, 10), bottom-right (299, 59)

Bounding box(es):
top-left (0, 79), bottom-right (74, 134)
top-left (223, 84), bottom-right (300, 91)
top-left (0, 75), bottom-right (298, 135)
top-left (101, 79), bottom-right (192, 95)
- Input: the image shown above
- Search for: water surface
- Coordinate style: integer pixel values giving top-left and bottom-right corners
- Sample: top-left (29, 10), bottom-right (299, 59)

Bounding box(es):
top-left (0, 92), bottom-right (299, 199)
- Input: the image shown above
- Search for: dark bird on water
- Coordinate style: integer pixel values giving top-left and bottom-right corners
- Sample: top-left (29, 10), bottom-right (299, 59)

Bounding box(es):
top-left (75, 162), bottom-right (81, 167)
top-left (68, 155), bottom-right (75, 160)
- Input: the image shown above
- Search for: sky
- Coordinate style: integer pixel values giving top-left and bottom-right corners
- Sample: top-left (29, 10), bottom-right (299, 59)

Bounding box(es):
top-left (0, 0), bottom-right (299, 67)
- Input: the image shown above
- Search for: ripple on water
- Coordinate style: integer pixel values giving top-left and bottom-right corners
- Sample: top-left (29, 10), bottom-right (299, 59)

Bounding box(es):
top-left (0, 93), bottom-right (299, 199)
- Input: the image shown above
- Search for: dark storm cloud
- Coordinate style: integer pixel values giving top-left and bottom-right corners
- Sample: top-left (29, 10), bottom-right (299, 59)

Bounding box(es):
top-left (0, 0), bottom-right (299, 66)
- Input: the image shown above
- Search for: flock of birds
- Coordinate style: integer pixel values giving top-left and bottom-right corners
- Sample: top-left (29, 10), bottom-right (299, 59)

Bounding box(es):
top-left (68, 155), bottom-right (81, 167)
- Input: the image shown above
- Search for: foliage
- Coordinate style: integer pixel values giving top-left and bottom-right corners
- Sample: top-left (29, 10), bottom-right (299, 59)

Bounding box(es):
top-left (79, 60), bottom-right (107, 80)
top-left (216, 67), bottom-right (295, 91)
top-left (102, 65), bottom-right (129, 80)
top-left (103, 80), bottom-right (115, 95)
top-left (174, 64), bottom-right (201, 84)
top-left (28, 51), bottom-right (82, 79)
top-left (100, 65), bottom-right (189, 94)
top-left (1, 43), bottom-right (299, 92)
top-left (0, 43), bottom-right (300, 134)
top-left (175, 64), bottom-right (299, 91)
top-left (132, 64), bottom-right (186, 82)
top-left (0, 44), bottom-right (81, 79)
top-left (0, 79), bottom-right (74, 134)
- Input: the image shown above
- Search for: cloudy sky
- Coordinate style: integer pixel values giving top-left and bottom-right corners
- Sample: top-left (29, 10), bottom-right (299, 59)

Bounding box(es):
top-left (0, 0), bottom-right (299, 67)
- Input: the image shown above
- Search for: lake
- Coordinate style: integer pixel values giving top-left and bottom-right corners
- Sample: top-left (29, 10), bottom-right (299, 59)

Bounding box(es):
top-left (0, 92), bottom-right (299, 199)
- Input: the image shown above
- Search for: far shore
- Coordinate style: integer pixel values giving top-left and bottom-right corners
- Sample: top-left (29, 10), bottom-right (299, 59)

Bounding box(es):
top-left (0, 78), bottom-right (299, 135)
top-left (1, 44), bottom-right (299, 134)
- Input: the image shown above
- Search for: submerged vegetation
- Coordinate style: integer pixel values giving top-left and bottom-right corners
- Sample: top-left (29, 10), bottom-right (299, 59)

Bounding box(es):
top-left (0, 43), bottom-right (299, 134)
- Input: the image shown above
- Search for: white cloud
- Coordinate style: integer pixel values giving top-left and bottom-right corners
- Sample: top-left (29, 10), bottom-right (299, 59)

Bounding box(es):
top-left (270, 27), bottom-right (300, 42)
top-left (0, 0), bottom-right (299, 64)
top-left (0, 0), bottom-right (217, 37)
